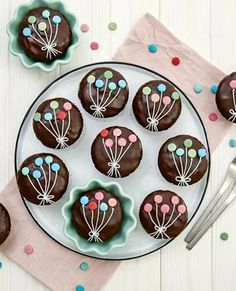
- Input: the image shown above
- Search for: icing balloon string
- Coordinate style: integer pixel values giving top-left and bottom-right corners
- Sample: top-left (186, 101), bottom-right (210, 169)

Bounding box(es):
top-left (142, 84), bottom-right (180, 132)
top-left (229, 83), bottom-right (236, 122)
top-left (86, 70), bottom-right (127, 118)
top-left (22, 10), bottom-right (62, 60)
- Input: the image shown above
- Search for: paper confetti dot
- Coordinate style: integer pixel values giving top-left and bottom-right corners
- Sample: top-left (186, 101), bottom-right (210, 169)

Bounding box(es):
top-left (148, 44), bottom-right (158, 53)
top-left (108, 22), bottom-right (117, 31)
top-left (24, 245), bottom-right (34, 255)
top-left (0, 261), bottom-right (2, 269)
top-left (90, 42), bottom-right (99, 50)
top-left (80, 261), bottom-right (89, 271)
top-left (76, 285), bottom-right (85, 291)
top-left (80, 24), bottom-right (89, 33)
top-left (208, 113), bottom-right (218, 121)
top-left (172, 57), bottom-right (180, 66)
top-left (229, 139), bottom-right (236, 148)
top-left (211, 84), bottom-right (218, 94)
top-left (220, 232), bottom-right (229, 241)
top-left (194, 84), bottom-right (202, 93)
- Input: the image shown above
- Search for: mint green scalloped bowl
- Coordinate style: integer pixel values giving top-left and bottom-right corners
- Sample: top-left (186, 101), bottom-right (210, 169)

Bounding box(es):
top-left (7, 0), bottom-right (79, 72)
top-left (62, 179), bottom-right (137, 256)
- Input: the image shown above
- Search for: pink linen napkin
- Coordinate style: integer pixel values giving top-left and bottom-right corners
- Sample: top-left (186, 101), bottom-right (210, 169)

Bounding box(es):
top-left (0, 13), bottom-right (231, 291)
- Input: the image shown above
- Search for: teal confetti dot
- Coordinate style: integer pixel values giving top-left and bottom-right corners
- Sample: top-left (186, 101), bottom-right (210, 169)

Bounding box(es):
top-left (220, 232), bottom-right (229, 241)
top-left (198, 148), bottom-right (207, 158)
top-left (176, 148), bottom-right (184, 157)
top-left (80, 196), bottom-right (89, 205)
top-left (108, 82), bottom-right (117, 91)
top-left (23, 27), bottom-right (31, 37)
top-left (44, 112), bottom-right (53, 121)
top-left (157, 84), bottom-right (166, 93)
top-left (0, 261), bottom-right (2, 269)
top-left (35, 157), bottom-right (43, 167)
top-left (100, 202), bottom-right (108, 212)
top-left (229, 139), bottom-right (236, 148)
top-left (118, 80), bottom-right (126, 88)
top-left (194, 84), bottom-right (202, 93)
top-left (21, 167), bottom-right (30, 176)
top-left (32, 170), bottom-right (41, 179)
top-left (76, 285), bottom-right (84, 291)
top-left (211, 84), bottom-right (218, 94)
top-left (148, 43), bottom-right (158, 53)
top-left (45, 156), bottom-right (53, 164)
top-left (51, 163), bottom-right (60, 172)
top-left (52, 15), bottom-right (61, 24)
top-left (42, 10), bottom-right (50, 18)
top-left (95, 79), bottom-right (104, 88)
top-left (80, 261), bottom-right (89, 271)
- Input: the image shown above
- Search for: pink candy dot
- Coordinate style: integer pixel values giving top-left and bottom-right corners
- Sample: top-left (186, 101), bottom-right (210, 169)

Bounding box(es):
top-left (144, 203), bottom-right (152, 213)
top-left (151, 94), bottom-right (160, 103)
top-left (178, 204), bottom-right (186, 214)
top-left (128, 134), bottom-right (137, 143)
top-left (171, 196), bottom-right (180, 205)
top-left (24, 245), bottom-right (33, 255)
top-left (108, 198), bottom-right (117, 207)
top-left (118, 138), bottom-right (127, 147)
top-left (105, 138), bottom-right (113, 148)
top-left (163, 96), bottom-right (171, 105)
top-left (208, 112), bottom-right (218, 121)
top-left (90, 42), bottom-right (99, 50)
top-left (154, 195), bottom-right (163, 204)
top-left (113, 128), bottom-right (122, 137)
top-left (80, 23), bottom-right (89, 33)
top-left (63, 102), bottom-right (72, 111)
top-left (230, 80), bottom-right (236, 89)
top-left (95, 191), bottom-right (104, 201)
top-left (160, 204), bottom-right (170, 214)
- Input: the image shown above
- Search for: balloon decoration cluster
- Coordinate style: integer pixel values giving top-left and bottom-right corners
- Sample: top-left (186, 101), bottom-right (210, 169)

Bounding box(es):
top-left (142, 83), bottom-right (180, 132)
top-left (100, 128), bottom-right (138, 178)
top-left (167, 139), bottom-right (207, 186)
top-left (228, 80), bottom-right (236, 122)
top-left (22, 9), bottom-right (62, 60)
top-left (86, 70), bottom-right (127, 117)
top-left (21, 155), bottom-right (60, 205)
top-left (143, 194), bottom-right (186, 239)
top-left (80, 191), bottom-right (118, 242)
top-left (33, 100), bottom-right (73, 149)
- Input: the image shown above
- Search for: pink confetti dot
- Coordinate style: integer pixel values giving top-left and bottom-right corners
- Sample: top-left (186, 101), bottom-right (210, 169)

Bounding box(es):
top-left (163, 96), bottom-right (171, 105)
top-left (161, 204), bottom-right (170, 214)
top-left (113, 128), bottom-right (122, 137)
top-left (178, 204), bottom-right (186, 214)
top-left (80, 24), bottom-right (89, 33)
top-left (108, 198), bottom-right (117, 207)
top-left (230, 80), bottom-right (236, 89)
top-left (24, 245), bottom-right (33, 255)
top-left (171, 196), bottom-right (180, 205)
top-left (95, 191), bottom-right (104, 201)
top-left (151, 94), bottom-right (160, 103)
top-left (128, 134), bottom-right (137, 143)
top-left (144, 203), bottom-right (152, 213)
top-left (90, 42), bottom-right (99, 50)
top-left (208, 112), bottom-right (218, 121)
top-left (105, 138), bottom-right (113, 148)
top-left (63, 102), bottom-right (72, 111)
top-left (118, 138), bottom-right (127, 147)
top-left (154, 195), bottom-right (163, 204)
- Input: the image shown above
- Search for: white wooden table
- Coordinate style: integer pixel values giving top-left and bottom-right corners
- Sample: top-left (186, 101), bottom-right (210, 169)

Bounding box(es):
top-left (1, 0), bottom-right (236, 290)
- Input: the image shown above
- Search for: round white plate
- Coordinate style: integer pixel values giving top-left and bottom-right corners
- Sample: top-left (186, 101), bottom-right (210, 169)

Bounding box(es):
top-left (15, 62), bottom-right (210, 260)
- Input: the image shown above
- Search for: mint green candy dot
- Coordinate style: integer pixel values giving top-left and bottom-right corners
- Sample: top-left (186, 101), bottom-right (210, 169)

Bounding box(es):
top-left (108, 22), bottom-right (117, 31)
top-left (188, 149), bottom-right (197, 158)
top-left (38, 22), bottom-right (47, 31)
top-left (104, 70), bottom-right (113, 79)
top-left (87, 75), bottom-right (96, 84)
top-left (142, 86), bottom-right (151, 95)
top-left (33, 112), bottom-right (41, 122)
top-left (79, 261), bottom-right (89, 271)
top-left (171, 91), bottom-right (180, 100)
top-left (184, 139), bottom-right (193, 148)
top-left (220, 232), bottom-right (229, 241)
top-left (167, 143), bottom-right (177, 152)
top-left (50, 100), bottom-right (59, 110)
top-left (28, 16), bottom-right (36, 24)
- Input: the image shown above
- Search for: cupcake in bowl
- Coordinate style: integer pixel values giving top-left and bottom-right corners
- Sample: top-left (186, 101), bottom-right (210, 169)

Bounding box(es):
top-left (62, 179), bottom-right (137, 256)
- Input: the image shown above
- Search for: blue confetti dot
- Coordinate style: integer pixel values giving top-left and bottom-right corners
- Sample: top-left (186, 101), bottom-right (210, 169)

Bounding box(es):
top-left (51, 163), bottom-right (60, 172)
top-left (21, 167), bottom-right (30, 176)
top-left (198, 148), bottom-right (207, 158)
top-left (194, 84), bottom-right (202, 93)
top-left (35, 157), bottom-right (43, 167)
top-left (100, 202), bottom-right (108, 212)
top-left (52, 15), bottom-right (61, 24)
top-left (76, 285), bottom-right (84, 291)
top-left (32, 170), bottom-right (41, 179)
top-left (0, 261), bottom-right (3, 269)
top-left (45, 156), bottom-right (53, 164)
top-left (95, 79), bottom-right (104, 89)
top-left (157, 84), bottom-right (166, 93)
top-left (108, 82), bottom-right (117, 91)
top-left (79, 261), bottom-right (89, 271)
top-left (44, 112), bottom-right (53, 121)
top-left (148, 43), bottom-right (158, 53)
top-left (23, 27), bottom-right (31, 37)
top-left (118, 80), bottom-right (126, 89)
top-left (211, 84), bottom-right (218, 94)
top-left (42, 10), bottom-right (50, 18)
top-left (80, 196), bottom-right (89, 205)
top-left (229, 139), bottom-right (236, 148)
top-left (176, 148), bottom-right (185, 157)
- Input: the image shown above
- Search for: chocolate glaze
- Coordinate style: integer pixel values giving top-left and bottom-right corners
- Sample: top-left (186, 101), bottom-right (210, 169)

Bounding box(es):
top-left (91, 126), bottom-right (143, 178)
top-left (33, 97), bottom-right (83, 149)
top-left (132, 80), bottom-right (182, 131)
top-left (158, 135), bottom-right (208, 186)
top-left (0, 203), bottom-right (11, 245)
top-left (216, 72), bottom-right (236, 123)
top-left (72, 189), bottom-right (123, 241)
top-left (139, 190), bottom-right (188, 238)
top-left (18, 7), bottom-right (71, 62)
top-left (17, 153), bottom-right (69, 205)
top-left (78, 67), bottom-right (129, 118)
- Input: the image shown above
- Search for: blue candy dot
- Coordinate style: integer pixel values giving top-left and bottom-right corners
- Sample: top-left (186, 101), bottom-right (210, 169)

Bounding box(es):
top-left (44, 112), bottom-right (53, 121)
top-left (0, 261), bottom-right (3, 269)
top-left (157, 84), bottom-right (166, 93)
top-left (229, 139), bottom-right (236, 148)
top-left (118, 79), bottom-right (126, 89)
top-left (32, 170), bottom-right (41, 179)
top-left (52, 15), bottom-right (61, 24)
top-left (35, 157), bottom-right (43, 167)
top-left (76, 285), bottom-right (84, 291)
top-left (198, 148), bottom-right (207, 158)
top-left (194, 84), bottom-right (202, 93)
top-left (80, 196), bottom-right (89, 205)
top-left (148, 43), bottom-right (158, 53)
top-left (176, 148), bottom-right (185, 157)
top-left (23, 27), bottom-right (31, 37)
top-left (100, 202), bottom-right (108, 212)
top-left (21, 167), bottom-right (30, 176)
top-left (51, 163), bottom-right (60, 172)
top-left (42, 10), bottom-right (50, 18)
top-left (108, 82), bottom-right (117, 91)
top-left (211, 84), bottom-right (218, 94)
top-left (95, 79), bottom-right (104, 89)
top-left (45, 156), bottom-right (53, 164)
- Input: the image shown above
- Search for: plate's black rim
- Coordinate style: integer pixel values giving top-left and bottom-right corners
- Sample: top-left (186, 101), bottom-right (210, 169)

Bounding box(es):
top-left (14, 61), bottom-right (211, 261)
